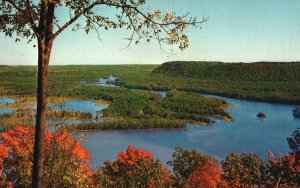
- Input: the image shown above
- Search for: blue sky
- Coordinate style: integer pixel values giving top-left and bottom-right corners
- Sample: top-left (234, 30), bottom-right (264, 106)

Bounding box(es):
top-left (0, 0), bottom-right (299, 65)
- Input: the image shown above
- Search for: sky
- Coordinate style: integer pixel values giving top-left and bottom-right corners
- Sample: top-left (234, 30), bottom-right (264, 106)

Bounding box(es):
top-left (0, 0), bottom-right (300, 65)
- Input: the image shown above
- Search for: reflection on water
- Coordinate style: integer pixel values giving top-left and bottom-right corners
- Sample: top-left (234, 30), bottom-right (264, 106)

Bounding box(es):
top-left (0, 97), bottom-right (15, 115)
top-left (0, 108), bottom-right (14, 115)
top-left (0, 97), bottom-right (15, 105)
top-left (152, 90), bottom-right (168, 98)
top-left (83, 75), bottom-right (118, 87)
top-left (58, 100), bottom-right (108, 117)
top-left (82, 94), bottom-right (300, 168)
top-left (8, 98), bottom-right (109, 125)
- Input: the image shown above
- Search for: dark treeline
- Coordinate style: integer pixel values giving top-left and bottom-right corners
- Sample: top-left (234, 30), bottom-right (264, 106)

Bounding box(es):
top-left (47, 110), bottom-right (93, 120)
top-left (118, 62), bottom-right (300, 104)
top-left (65, 118), bottom-right (186, 131)
top-left (152, 61), bottom-right (300, 81)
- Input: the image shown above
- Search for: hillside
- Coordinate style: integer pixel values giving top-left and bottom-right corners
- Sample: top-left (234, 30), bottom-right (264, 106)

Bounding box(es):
top-left (152, 61), bottom-right (300, 81)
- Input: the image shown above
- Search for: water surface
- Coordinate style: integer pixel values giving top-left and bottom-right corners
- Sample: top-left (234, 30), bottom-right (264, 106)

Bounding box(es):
top-left (82, 94), bottom-right (300, 168)
top-left (0, 97), bottom-right (15, 115)
top-left (152, 90), bottom-right (168, 98)
top-left (83, 75), bottom-right (118, 87)
top-left (0, 97), bottom-right (15, 105)
top-left (59, 100), bottom-right (108, 117)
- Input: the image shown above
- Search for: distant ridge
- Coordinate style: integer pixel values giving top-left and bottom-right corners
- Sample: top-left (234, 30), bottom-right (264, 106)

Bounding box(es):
top-left (152, 61), bottom-right (300, 81)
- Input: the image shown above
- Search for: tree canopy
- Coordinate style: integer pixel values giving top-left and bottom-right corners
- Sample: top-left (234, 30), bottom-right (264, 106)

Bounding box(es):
top-left (0, 0), bottom-right (205, 50)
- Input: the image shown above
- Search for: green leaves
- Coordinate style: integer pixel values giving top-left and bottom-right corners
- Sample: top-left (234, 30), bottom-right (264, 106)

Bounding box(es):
top-left (222, 153), bottom-right (267, 187)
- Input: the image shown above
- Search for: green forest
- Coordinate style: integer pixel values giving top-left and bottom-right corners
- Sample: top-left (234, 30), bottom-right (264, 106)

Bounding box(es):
top-left (0, 61), bottom-right (299, 130)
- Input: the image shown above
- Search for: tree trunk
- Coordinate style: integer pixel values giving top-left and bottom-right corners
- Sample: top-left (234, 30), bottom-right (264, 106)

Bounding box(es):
top-left (32, 38), bottom-right (53, 188)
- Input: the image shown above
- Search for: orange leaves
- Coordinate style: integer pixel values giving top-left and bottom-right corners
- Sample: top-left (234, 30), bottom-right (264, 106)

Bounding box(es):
top-left (1, 126), bottom-right (34, 157)
top-left (117, 145), bottom-right (153, 166)
top-left (0, 144), bottom-right (9, 177)
top-left (116, 145), bottom-right (154, 176)
top-left (2, 126), bottom-right (299, 187)
top-left (0, 145), bottom-right (9, 164)
top-left (0, 126), bottom-right (93, 187)
top-left (50, 130), bottom-right (91, 163)
top-left (187, 157), bottom-right (225, 188)
top-left (96, 145), bottom-right (173, 187)
top-left (152, 11), bottom-right (161, 19)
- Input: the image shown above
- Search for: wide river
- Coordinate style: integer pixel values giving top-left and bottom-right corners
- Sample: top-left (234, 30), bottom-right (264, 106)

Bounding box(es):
top-left (1, 94), bottom-right (299, 169)
top-left (82, 94), bottom-right (300, 168)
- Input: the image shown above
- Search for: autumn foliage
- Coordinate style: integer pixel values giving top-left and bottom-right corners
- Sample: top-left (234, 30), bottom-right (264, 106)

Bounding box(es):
top-left (95, 145), bottom-right (173, 187)
top-left (0, 126), bottom-right (94, 188)
top-left (186, 157), bottom-right (227, 188)
top-left (267, 151), bottom-right (300, 187)
top-left (1, 127), bottom-right (300, 187)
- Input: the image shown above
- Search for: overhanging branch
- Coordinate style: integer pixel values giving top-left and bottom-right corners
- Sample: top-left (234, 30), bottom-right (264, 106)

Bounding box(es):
top-left (52, 1), bottom-right (102, 39)
top-left (2, 0), bottom-right (38, 34)
top-left (52, 1), bottom-right (205, 40)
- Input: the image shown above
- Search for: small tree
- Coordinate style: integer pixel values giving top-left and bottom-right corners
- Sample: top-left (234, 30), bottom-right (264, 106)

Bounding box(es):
top-left (0, 0), bottom-right (205, 187)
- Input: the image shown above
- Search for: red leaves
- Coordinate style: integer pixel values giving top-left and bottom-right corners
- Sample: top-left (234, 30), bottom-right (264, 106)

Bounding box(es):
top-left (1, 127), bottom-right (299, 187)
top-left (187, 157), bottom-right (226, 188)
top-left (117, 145), bottom-right (153, 166)
top-left (1, 126), bottom-right (34, 157)
top-left (51, 130), bottom-right (91, 163)
top-left (116, 145), bottom-right (154, 176)
top-left (0, 145), bottom-right (9, 177)
top-left (97, 145), bottom-right (173, 187)
top-left (0, 126), bottom-right (93, 187)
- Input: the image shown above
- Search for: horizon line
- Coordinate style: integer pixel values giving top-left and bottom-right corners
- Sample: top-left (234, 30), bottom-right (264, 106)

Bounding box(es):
top-left (1, 61), bottom-right (300, 66)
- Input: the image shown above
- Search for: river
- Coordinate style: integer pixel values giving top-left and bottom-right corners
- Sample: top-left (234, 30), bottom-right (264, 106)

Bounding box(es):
top-left (81, 93), bottom-right (300, 168)
top-left (0, 97), bottom-right (15, 115)
top-left (1, 91), bottom-right (299, 169)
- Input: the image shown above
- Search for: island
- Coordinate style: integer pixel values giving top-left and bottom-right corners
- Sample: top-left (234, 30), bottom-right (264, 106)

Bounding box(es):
top-left (257, 112), bottom-right (267, 119)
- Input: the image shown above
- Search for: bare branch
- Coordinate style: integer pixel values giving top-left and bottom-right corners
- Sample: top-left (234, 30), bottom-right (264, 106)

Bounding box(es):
top-left (25, 0), bottom-right (38, 32)
top-left (120, 30), bottom-right (135, 50)
top-left (123, 7), bottom-right (142, 38)
top-left (83, 13), bottom-right (101, 41)
top-left (52, 1), bottom-right (101, 39)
